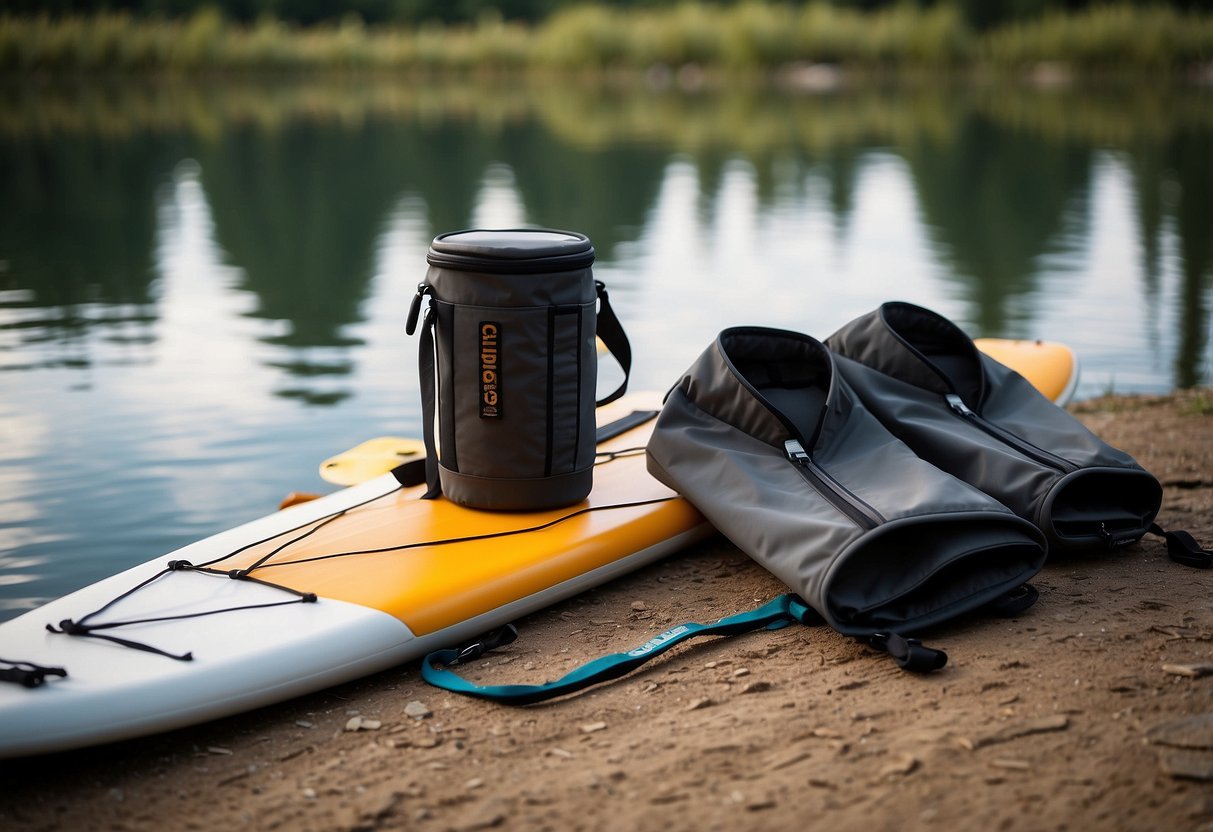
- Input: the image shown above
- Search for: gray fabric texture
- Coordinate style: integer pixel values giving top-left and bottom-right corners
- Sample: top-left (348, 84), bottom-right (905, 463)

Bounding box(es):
top-left (646, 326), bottom-right (1046, 636)
top-left (826, 302), bottom-right (1162, 552)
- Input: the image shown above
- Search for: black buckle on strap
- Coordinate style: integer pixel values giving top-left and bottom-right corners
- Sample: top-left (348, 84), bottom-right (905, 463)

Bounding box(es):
top-left (1150, 524), bottom-right (1212, 569)
top-left (985, 583), bottom-right (1040, 618)
top-left (1163, 529), bottom-right (1212, 569)
top-left (869, 632), bottom-right (948, 673)
top-left (0, 660), bottom-right (68, 688)
top-left (449, 625), bottom-right (520, 666)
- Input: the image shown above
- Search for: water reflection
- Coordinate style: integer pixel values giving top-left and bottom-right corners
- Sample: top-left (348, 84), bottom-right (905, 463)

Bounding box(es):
top-left (200, 123), bottom-right (392, 351)
top-left (0, 130), bottom-right (171, 374)
top-left (906, 113), bottom-right (1095, 336)
top-left (2, 81), bottom-right (1208, 397)
top-left (1171, 128), bottom-right (1213, 389)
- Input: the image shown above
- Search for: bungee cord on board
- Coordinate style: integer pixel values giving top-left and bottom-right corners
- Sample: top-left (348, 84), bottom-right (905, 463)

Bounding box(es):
top-left (37, 446), bottom-right (675, 667)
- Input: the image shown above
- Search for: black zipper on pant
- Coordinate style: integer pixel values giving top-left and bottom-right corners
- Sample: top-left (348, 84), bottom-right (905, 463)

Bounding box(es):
top-left (785, 439), bottom-right (884, 530)
top-left (945, 394), bottom-right (1079, 474)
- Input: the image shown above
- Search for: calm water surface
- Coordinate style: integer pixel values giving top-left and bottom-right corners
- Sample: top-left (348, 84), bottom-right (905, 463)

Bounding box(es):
top-left (1, 80), bottom-right (1210, 620)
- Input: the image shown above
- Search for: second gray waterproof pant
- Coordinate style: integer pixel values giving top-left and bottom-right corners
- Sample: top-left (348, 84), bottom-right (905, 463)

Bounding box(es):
top-left (827, 302), bottom-right (1162, 553)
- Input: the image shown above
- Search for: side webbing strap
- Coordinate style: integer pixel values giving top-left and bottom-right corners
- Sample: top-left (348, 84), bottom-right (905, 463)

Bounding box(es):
top-left (595, 281), bottom-right (632, 407)
top-left (418, 307), bottom-right (442, 500)
top-left (421, 594), bottom-right (814, 705)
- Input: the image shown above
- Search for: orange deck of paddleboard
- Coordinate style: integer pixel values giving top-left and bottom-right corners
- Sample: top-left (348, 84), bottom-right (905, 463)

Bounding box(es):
top-left (975, 338), bottom-right (1078, 405)
top-left (222, 395), bottom-right (704, 637)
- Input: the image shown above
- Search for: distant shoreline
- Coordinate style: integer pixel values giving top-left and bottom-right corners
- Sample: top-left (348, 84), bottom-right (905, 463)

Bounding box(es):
top-left (3, 4), bottom-right (1212, 78)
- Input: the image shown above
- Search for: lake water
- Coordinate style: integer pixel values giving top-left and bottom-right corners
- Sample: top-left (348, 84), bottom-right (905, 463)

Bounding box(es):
top-left (1, 79), bottom-right (1210, 621)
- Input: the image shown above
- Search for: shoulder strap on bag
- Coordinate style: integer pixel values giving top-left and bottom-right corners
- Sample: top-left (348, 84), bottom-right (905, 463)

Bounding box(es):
top-left (595, 280), bottom-right (632, 407)
top-left (406, 284), bottom-right (444, 499)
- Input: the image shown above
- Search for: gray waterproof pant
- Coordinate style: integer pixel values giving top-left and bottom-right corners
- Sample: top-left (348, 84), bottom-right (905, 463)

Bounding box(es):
top-left (646, 326), bottom-right (1046, 637)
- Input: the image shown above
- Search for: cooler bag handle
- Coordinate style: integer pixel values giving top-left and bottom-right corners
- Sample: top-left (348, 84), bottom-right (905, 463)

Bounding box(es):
top-left (595, 280), bottom-right (632, 406)
top-left (409, 281), bottom-right (630, 405)
top-left (417, 306), bottom-right (442, 499)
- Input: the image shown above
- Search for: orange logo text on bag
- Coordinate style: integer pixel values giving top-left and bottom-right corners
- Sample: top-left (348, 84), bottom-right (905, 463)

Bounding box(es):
top-left (479, 322), bottom-right (501, 418)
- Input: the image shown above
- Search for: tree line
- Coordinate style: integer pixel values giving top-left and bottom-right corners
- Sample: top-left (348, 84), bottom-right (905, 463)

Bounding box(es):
top-left (5, 0), bottom-right (1209, 30)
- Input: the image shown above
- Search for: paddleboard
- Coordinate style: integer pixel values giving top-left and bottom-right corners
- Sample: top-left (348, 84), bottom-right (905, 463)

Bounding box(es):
top-left (975, 338), bottom-right (1079, 406)
top-left (0, 392), bottom-right (709, 759)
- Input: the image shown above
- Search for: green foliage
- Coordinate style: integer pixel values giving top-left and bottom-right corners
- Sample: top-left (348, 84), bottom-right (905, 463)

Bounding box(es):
top-left (797, 2), bottom-right (970, 65)
top-left (532, 5), bottom-right (632, 69)
top-left (1180, 391), bottom-right (1213, 416)
top-left (0, 2), bottom-right (1210, 74)
top-left (981, 3), bottom-right (1213, 70)
top-left (528, 2), bottom-right (972, 70)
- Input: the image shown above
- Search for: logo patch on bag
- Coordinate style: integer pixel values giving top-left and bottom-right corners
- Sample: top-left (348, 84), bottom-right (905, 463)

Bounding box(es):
top-left (479, 321), bottom-right (501, 418)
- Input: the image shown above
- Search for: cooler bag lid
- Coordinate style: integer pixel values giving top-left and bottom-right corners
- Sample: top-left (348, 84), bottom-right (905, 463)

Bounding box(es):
top-left (427, 229), bottom-right (595, 273)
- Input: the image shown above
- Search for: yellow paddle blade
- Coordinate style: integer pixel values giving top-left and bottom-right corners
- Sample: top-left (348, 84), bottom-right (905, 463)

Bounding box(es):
top-left (279, 492), bottom-right (323, 510)
top-left (319, 436), bottom-right (426, 486)
top-left (974, 338), bottom-right (1079, 406)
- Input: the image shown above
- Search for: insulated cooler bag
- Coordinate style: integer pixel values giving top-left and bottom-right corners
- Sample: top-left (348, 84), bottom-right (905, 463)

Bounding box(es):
top-left (406, 229), bottom-right (631, 511)
top-left (825, 302), bottom-right (1163, 553)
top-left (645, 327), bottom-right (1047, 638)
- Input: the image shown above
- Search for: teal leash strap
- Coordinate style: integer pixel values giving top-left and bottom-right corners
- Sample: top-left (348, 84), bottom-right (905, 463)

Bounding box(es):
top-left (420, 594), bottom-right (814, 705)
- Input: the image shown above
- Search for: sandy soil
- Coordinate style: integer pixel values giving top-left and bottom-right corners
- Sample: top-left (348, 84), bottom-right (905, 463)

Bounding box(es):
top-left (2, 390), bottom-right (1211, 832)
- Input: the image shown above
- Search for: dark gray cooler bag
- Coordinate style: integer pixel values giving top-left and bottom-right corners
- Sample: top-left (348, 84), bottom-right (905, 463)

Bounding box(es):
top-left (406, 229), bottom-right (630, 511)
top-left (826, 302), bottom-right (1163, 554)
top-left (646, 327), bottom-right (1047, 638)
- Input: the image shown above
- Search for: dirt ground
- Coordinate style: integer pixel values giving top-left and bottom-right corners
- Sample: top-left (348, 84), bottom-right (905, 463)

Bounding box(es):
top-left (2, 390), bottom-right (1211, 832)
